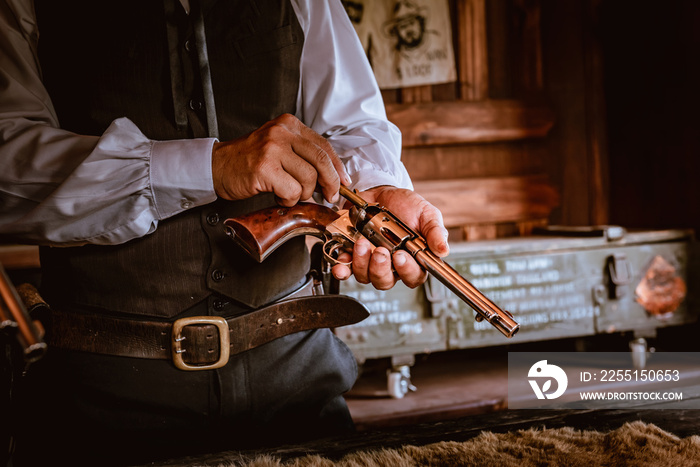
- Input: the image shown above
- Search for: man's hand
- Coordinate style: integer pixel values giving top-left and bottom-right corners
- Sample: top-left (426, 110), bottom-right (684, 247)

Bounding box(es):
top-left (332, 186), bottom-right (449, 290)
top-left (212, 114), bottom-right (350, 206)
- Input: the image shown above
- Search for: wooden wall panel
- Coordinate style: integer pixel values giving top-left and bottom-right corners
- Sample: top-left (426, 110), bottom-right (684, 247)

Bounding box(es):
top-left (540, 0), bottom-right (609, 226)
top-left (457, 0), bottom-right (489, 100)
top-left (383, 0), bottom-right (560, 241)
top-left (401, 141), bottom-right (547, 182)
top-left (386, 100), bottom-right (554, 147)
top-left (413, 175), bottom-right (559, 228)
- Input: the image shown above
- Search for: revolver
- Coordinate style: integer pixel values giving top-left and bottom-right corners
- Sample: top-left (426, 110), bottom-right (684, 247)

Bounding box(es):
top-left (224, 186), bottom-right (519, 338)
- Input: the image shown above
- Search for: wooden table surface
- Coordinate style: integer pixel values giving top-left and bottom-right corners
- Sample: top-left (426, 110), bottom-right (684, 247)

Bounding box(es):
top-left (144, 327), bottom-right (700, 466)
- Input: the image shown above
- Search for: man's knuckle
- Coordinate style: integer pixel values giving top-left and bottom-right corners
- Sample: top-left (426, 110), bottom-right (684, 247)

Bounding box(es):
top-left (404, 275), bottom-right (426, 289)
top-left (313, 147), bottom-right (328, 162)
top-left (274, 114), bottom-right (299, 132)
top-left (374, 280), bottom-right (394, 291)
top-left (288, 183), bottom-right (303, 200)
top-left (261, 138), bottom-right (286, 158)
top-left (277, 113), bottom-right (295, 123)
top-left (301, 161), bottom-right (318, 179)
top-left (265, 124), bottom-right (287, 141)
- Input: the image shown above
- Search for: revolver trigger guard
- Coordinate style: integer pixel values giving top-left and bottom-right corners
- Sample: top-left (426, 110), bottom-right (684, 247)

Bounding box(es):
top-left (323, 239), bottom-right (352, 268)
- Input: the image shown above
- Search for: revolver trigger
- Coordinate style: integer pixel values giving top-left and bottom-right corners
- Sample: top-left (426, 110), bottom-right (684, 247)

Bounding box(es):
top-left (322, 240), bottom-right (352, 267)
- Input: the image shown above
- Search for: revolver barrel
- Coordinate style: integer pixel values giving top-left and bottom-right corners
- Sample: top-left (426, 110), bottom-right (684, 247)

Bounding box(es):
top-left (339, 186), bottom-right (519, 338)
top-left (412, 243), bottom-right (519, 338)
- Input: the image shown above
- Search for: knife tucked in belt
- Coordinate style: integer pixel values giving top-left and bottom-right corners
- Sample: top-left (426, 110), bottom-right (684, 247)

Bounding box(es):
top-left (46, 294), bottom-right (369, 371)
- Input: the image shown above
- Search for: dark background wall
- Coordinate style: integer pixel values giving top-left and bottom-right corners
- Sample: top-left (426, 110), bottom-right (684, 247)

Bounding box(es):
top-left (540, 0), bottom-right (700, 234)
top-left (599, 0), bottom-right (700, 233)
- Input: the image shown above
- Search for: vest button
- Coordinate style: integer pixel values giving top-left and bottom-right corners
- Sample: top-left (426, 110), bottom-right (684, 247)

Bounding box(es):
top-left (211, 269), bottom-right (226, 282)
top-left (184, 39), bottom-right (192, 52)
top-left (189, 99), bottom-right (202, 111)
top-left (213, 299), bottom-right (229, 311)
top-left (206, 213), bottom-right (220, 226)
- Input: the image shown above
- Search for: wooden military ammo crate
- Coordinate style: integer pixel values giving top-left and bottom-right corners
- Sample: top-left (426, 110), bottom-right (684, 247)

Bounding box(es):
top-left (335, 228), bottom-right (697, 396)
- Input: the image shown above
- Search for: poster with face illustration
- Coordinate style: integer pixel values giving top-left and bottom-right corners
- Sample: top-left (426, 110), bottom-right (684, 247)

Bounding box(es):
top-left (342, 0), bottom-right (457, 89)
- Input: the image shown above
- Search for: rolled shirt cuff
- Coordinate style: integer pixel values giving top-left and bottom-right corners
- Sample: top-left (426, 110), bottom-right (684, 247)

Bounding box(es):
top-left (150, 137), bottom-right (218, 219)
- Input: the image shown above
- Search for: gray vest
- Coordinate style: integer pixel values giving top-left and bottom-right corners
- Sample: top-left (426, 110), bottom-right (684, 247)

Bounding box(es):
top-left (35, 0), bottom-right (309, 318)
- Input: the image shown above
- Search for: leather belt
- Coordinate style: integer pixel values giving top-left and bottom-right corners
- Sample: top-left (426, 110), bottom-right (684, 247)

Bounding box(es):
top-left (46, 292), bottom-right (369, 371)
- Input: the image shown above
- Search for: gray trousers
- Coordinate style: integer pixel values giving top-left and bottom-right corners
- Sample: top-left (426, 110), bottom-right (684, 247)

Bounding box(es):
top-left (13, 322), bottom-right (358, 466)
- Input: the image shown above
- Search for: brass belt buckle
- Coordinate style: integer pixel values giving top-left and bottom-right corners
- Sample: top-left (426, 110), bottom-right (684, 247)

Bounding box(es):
top-left (171, 316), bottom-right (230, 371)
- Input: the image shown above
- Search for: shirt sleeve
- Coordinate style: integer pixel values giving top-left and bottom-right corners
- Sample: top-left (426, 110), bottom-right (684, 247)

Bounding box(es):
top-left (291, 0), bottom-right (413, 193)
top-left (0, 2), bottom-right (217, 246)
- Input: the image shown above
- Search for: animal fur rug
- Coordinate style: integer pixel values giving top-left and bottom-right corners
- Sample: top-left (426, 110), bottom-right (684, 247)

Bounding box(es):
top-left (221, 421), bottom-right (700, 467)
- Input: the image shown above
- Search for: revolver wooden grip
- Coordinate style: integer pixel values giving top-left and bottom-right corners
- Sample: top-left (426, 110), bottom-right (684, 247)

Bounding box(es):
top-left (223, 203), bottom-right (341, 262)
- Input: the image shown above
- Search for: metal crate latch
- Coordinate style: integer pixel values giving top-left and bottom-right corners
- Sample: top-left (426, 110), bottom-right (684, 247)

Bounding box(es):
top-left (424, 277), bottom-right (459, 318)
top-left (606, 253), bottom-right (631, 299)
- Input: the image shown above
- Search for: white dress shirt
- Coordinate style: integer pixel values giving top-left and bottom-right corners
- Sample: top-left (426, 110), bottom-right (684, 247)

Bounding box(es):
top-left (0, 0), bottom-right (411, 246)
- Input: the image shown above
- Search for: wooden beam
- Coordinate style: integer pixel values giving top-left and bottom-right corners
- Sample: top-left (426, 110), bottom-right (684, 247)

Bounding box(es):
top-left (400, 85), bottom-right (433, 104)
top-left (386, 99), bottom-right (555, 147)
top-left (584, 0), bottom-right (609, 225)
top-left (513, 0), bottom-right (544, 93)
top-left (0, 245), bottom-right (40, 270)
top-left (413, 175), bottom-right (559, 228)
top-left (401, 140), bottom-right (547, 182)
top-left (456, 0), bottom-right (489, 100)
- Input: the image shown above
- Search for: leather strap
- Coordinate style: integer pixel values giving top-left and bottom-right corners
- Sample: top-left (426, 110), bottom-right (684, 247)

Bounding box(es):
top-left (47, 295), bottom-right (368, 370)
